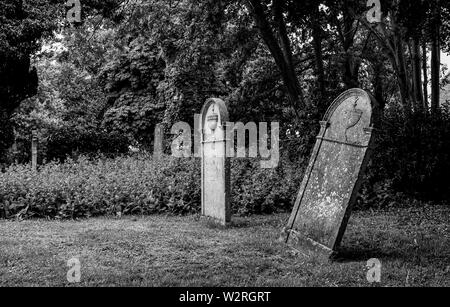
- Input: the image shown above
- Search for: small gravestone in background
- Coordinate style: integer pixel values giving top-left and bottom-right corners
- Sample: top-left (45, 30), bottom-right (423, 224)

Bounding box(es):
top-left (153, 123), bottom-right (165, 158)
top-left (283, 88), bottom-right (379, 259)
top-left (12, 129), bottom-right (18, 164)
top-left (200, 98), bottom-right (231, 226)
top-left (31, 130), bottom-right (38, 171)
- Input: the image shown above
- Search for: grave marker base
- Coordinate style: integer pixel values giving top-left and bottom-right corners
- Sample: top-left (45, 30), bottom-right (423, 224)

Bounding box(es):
top-left (285, 229), bottom-right (335, 262)
top-left (201, 215), bottom-right (230, 227)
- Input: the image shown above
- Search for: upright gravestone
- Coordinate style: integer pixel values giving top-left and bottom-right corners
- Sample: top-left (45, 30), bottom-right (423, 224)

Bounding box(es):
top-left (284, 88), bottom-right (379, 259)
top-left (31, 130), bottom-right (38, 171)
top-left (200, 98), bottom-right (231, 226)
top-left (12, 129), bottom-right (18, 164)
top-left (153, 123), bottom-right (165, 158)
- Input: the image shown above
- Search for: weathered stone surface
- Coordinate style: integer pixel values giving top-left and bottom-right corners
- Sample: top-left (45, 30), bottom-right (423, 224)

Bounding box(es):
top-left (153, 123), bottom-right (165, 158)
top-left (31, 130), bottom-right (38, 171)
top-left (200, 98), bottom-right (231, 226)
top-left (284, 88), bottom-right (379, 259)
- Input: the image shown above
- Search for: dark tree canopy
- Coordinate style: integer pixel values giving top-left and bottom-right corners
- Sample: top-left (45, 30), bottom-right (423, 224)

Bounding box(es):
top-left (1, 0), bottom-right (450, 165)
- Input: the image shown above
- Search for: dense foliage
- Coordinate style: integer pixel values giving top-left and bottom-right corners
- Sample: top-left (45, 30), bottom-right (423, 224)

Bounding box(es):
top-left (1, 0), bottom-right (449, 219)
top-left (0, 0), bottom-right (61, 162)
top-left (362, 103), bottom-right (450, 207)
top-left (0, 154), bottom-right (302, 219)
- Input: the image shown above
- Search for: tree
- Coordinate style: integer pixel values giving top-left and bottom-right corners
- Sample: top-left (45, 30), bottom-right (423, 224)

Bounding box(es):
top-left (245, 0), bottom-right (306, 121)
top-left (0, 0), bottom-right (60, 162)
top-left (430, 0), bottom-right (441, 114)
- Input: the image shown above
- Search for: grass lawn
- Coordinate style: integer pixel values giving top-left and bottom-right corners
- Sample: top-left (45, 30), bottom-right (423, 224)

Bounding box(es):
top-left (0, 205), bottom-right (449, 287)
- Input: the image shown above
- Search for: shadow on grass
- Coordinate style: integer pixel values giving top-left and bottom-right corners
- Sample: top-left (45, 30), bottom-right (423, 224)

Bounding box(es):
top-left (332, 246), bottom-right (402, 263)
top-left (199, 214), bottom-right (287, 229)
top-left (232, 215), bottom-right (288, 229)
top-left (333, 237), bottom-right (448, 266)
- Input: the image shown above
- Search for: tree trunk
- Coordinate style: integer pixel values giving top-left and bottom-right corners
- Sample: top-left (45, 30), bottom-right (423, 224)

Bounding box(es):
top-left (431, 0), bottom-right (441, 114)
top-left (311, 6), bottom-right (327, 114)
top-left (311, 5), bottom-right (326, 101)
top-left (411, 37), bottom-right (424, 112)
top-left (394, 32), bottom-right (413, 113)
top-left (422, 40), bottom-right (429, 109)
top-left (342, 0), bottom-right (359, 88)
top-left (372, 61), bottom-right (385, 110)
top-left (246, 0), bottom-right (305, 121)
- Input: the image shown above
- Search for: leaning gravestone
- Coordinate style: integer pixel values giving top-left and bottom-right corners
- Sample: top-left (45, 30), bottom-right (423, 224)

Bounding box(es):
top-left (200, 98), bottom-right (231, 226)
top-left (284, 88), bottom-right (379, 259)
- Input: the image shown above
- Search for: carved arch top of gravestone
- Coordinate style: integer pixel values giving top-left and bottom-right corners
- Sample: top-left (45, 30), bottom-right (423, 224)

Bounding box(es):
top-left (200, 98), bottom-right (231, 226)
top-left (200, 98), bottom-right (229, 145)
top-left (320, 88), bottom-right (378, 147)
top-left (285, 88), bottom-right (379, 259)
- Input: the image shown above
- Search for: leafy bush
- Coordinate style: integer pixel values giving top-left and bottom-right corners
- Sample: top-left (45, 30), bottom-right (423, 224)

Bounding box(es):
top-left (360, 105), bottom-right (450, 208)
top-left (0, 152), bottom-right (302, 220)
top-left (0, 154), bottom-right (200, 219)
top-left (45, 126), bottom-right (130, 162)
top-left (7, 125), bottom-right (131, 165)
top-left (0, 116), bottom-right (14, 165)
top-left (231, 157), bottom-right (303, 215)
